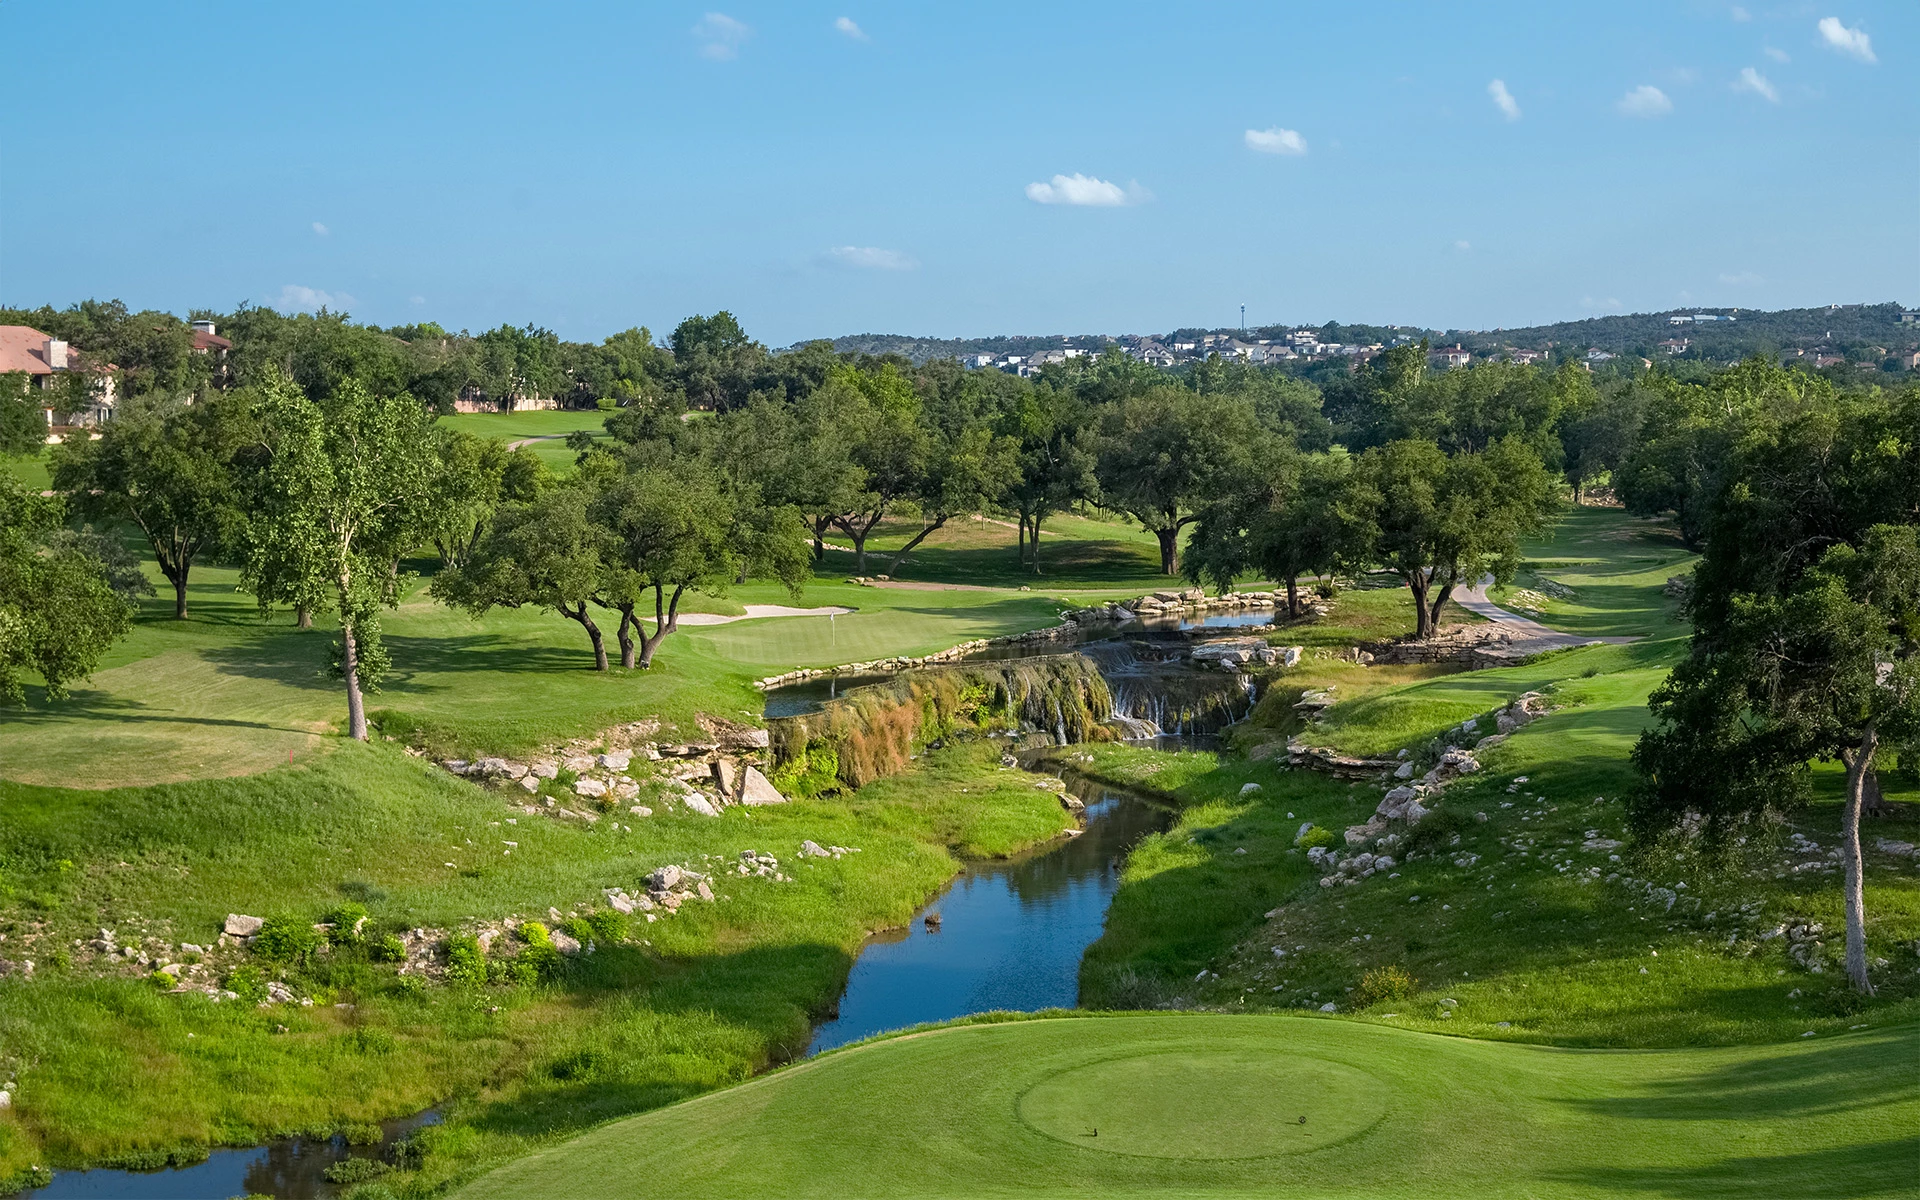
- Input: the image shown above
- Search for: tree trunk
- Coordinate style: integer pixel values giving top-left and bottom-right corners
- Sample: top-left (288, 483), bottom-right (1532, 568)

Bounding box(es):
top-left (886, 515), bottom-right (949, 576)
top-left (296, 607), bottom-right (313, 629)
top-left (341, 617), bottom-right (368, 741)
top-left (1154, 527), bottom-right (1179, 576)
top-left (1016, 512), bottom-right (1027, 565)
top-left (637, 585), bottom-right (685, 668)
top-left (564, 603), bottom-right (608, 671)
top-left (1284, 576), bottom-right (1301, 619)
top-left (615, 609), bottom-right (637, 669)
top-left (1028, 513), bottom-right (1044, 574)
top-left (1426, 577), bottom-right (1457, 634)
top-left (172, 574), bottom-right (189, 620)
top-left (1406, 572), bottom-right (1434, 639)
top-left (1841, 730), bottom-right (1878, 995)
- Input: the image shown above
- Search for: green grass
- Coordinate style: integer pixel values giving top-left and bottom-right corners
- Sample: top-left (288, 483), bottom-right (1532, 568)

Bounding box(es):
top-left (820, 510), bottom-right (1171, 588)
top-left (1, 451), bottom-right (51, 493)
top-left (1490, 504), bottom-right (1696, 639)
top-left (0, 742), bottom-right (1072, 1182)
top-left (435, 411), bottom-right (611, 440)
top-left (452, 1013), bottom-right (1920, 1199)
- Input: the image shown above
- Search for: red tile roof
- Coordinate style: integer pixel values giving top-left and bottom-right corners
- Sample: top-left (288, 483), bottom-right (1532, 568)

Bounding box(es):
top-left (0, 325), bottom-right (59, 374)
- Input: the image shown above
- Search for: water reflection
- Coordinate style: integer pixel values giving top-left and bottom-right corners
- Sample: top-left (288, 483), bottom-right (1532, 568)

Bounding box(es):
top-left (806, 775), bottom-right (1171, 1054)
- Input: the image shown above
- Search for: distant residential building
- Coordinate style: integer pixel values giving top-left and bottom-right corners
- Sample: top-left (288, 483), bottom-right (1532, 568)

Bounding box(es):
top-left (1656, 338), bottom-right (1689, 354)
top-left (0, 324), bottom-right (117, 433)
top-left (1814, 354), bottom-right (1846, 369)
top-left (1667, 314), bottom-right (1693, 325)
top-left (1690, 312), bottom-right (1736, 323)
top-left (1897, 309), bottom-right (1918, 324)
top-left (1508, 348), bottom-right (1549, 366)
top-left (1429, 343), bottom-right (1472, 368)
top-left (1585, 348), bottom-right (1616, 363)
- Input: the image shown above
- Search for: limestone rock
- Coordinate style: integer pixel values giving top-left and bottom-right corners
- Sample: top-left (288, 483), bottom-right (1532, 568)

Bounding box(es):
top-left (604, 889), bottom-right (635, 914)
top-left (597, 751), bottom-right (631, 772)
top-left (562, 754), bottom-right (596, 774)
top-left (549, 931), bottom-right (582, 955)
top-left (224, 914), bottom-right (264, 938)
top-left (519, 776), bottom-right (539, 793)
top-left (739, 767), bottom-right (789, 807)
top-left (574, 778), bottom-right (608, 798)
top-left (800, 839), bottom-right (832, 858)
top-left (530, 760), bottom-right (559, 779)
top-left (683, 796), bottom-right (720, 817)
top-left (1393, 760), bottom-right (1414, 779)
top-left (711, 759), bottom-right (740, 799)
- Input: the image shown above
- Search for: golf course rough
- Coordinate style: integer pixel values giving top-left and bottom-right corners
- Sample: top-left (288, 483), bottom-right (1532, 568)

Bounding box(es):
top-left (450, 1013), bottom-right (1920, 1199)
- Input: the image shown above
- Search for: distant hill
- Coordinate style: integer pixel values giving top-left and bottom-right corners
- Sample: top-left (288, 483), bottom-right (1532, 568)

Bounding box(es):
top-left (801, 303), bottom-right (1916, 365)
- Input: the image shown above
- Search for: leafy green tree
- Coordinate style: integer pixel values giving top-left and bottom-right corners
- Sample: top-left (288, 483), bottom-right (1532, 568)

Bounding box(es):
top-left (997, 388), bottom-right (1099, 572)
top-left (1351, 438), bottom-right (1556, 638)
top-left (1096, 389), bottom-right (1267, 575)
top-left (52, 392), bottom-right (253, 618)
top-left (882, 423), bottom-right (1019, 576)
top-left (1632, 527), bottom-right (1919, 993)
top-left (242, 373), bottom-right (441, 739)
top-left (1559, 377), bottom-right (1648, 502)
top-left (434, 483), bottom-right (620, 671)
top-left (0, 372), bottom-right (48, 455)
top-left (823, 365), bottom-right (929, 573)
top-left (421, 429), bottom-right (550, 570)
top-left (1187, 450), bottom-right (1367, 617)
top-left (593, 466), bottom-right (809, 668)
top-left (669, 311), bottom-right (773, 411)
top-left (0, 476), bottom-right (135, 702)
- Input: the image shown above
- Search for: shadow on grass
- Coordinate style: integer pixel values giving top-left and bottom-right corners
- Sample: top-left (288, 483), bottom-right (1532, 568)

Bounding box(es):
top-left (0, 686), bottom-right (303, 734)
top-left (1542, 1136), bottom-right (1920, 1198)
top-left (1555, 1030), bottom-right (1912, 1122)
top-left (818, 540), bottom-right (1165, 588)
top-left (454, 941), bottom-right (854, 1143)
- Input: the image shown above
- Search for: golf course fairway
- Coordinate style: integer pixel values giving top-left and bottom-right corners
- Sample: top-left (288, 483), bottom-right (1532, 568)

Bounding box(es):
top-left (451, 1013), bottom-right (1920, 1199)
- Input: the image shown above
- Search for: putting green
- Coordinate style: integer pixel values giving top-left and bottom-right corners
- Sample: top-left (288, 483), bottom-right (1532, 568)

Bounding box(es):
top-left (452, 1014), bottom-right (1920, 1199)
top-left (1017, 1051), bottom-right (1388, 1159)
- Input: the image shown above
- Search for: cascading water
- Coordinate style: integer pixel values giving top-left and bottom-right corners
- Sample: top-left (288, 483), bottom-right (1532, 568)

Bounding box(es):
top-left (1075, 637), bottom-right (1259, 741)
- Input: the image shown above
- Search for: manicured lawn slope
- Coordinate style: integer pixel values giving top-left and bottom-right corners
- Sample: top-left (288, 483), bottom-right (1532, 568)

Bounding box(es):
top-left (454, 1014), bottom-right (1920, 1200)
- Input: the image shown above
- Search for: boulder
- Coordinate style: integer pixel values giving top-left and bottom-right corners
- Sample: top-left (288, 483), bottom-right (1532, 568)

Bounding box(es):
top-left (1394, 760), bottom-right (1414, 779)
top-left (629, 804), bottom-right (654, 817)
top-left (562, 754), bottom-right (596, 774)
top-left (711, 759), bottom-right (740, 799)
top-left (1240, 782), bottom-right (1262, 795)
top-left (549, 931), bottom-right (582, 955)
top-left (530, 760), bottom-right (559, 780)
top-left (683, 796), bottom-right (720, 818)
top-left (1281, 646), bottom-right (1303, 667)
top-left (574, 778), bottom-right (608, 798)
top-left (647, 865), bottom-right (684, 893)
top-left (800, 839), bottom-right (832, 858)
top-left (224, 914), bottom-right (265, 938)
top-left (696, 879), bottom-right (714, 901)
top-left (597, 751), bottom-right (632, 772)
top-left (519, 776), bottom-right (539, 793)
top-left (604, 889), bottom-right (635, 914)
top-left (739, 767), bottom-right (789, 807)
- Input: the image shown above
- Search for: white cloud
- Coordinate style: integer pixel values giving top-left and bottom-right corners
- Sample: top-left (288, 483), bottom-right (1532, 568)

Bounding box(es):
top-left (693, 12), bottom-right (749, 60)
top-left (409, 295), bottom-right (426, 305)
top-left (278, 284), bottom-right (353, 312)
top-left (1764, 46), bottom-right (1790, 63)
top-left (1454, 240), bottom-right (1472, 252)
top-left (1817, 17), bottom-right (1875, 63)
top-left (1616, 85), bottom-right (1673, 117)
top-left (1244, 127), bottom-right (1307, 155)
top-left (1719, 270), bottom-right (1765, 286)
top-left (826, 245), bottom-right (917, 270)
top-left (834, 16), bottom-right (867, 40)
top-left (1735, 67), bottom-right (1780, 102)
top-left (1023, 173), bottom-right (1146, 206)
top-left (1487, 79), bottom-right (1521, 121)
top-left (1730, 5), bottom-right (1750, 20)
top-left (311, 221), bottom-right (329, 236)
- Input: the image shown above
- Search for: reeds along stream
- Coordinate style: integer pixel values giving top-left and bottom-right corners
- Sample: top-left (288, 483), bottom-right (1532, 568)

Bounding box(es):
top-left (766, 640), bottom-right (1259, 791)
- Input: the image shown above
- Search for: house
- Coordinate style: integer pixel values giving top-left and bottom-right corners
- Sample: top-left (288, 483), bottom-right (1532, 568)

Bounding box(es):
top-left (0, 324), bottom-right (117, 433)
top-left (1656, 338), bottom-right (1689, 354)
top-left (1814, 354), bottom-right (1847, 369)
top-left (1667, 315), bottom-right (1693, 325)
top-left (1897, 309), bottom-right (1917, 324)
top-left (1429, 343), bottom-right (1472, 368)
top-left (1585, 348), bottom-right (1616, 363)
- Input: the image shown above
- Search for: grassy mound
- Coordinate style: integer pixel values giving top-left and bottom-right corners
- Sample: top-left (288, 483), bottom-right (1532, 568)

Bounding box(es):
top-left (452, 1013), bottom-right (1920, 1199)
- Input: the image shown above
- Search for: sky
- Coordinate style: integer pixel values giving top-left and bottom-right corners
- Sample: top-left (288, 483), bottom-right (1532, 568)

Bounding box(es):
top-left (1, 2), bottom-right (1914, 345)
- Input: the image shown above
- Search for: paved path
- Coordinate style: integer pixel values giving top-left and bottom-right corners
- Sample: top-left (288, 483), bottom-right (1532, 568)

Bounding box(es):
top-left (1452, 577), bottom-right (1638, 651)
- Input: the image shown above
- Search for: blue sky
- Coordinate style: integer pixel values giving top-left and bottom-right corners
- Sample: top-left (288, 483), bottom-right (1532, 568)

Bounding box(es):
top-left (1, 2), bottom-right (1912, 344)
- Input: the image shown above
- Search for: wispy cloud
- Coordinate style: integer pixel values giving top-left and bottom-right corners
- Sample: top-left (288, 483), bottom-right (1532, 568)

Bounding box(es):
top-left (693, 12), bottom-right (749, 60)
top-left (311, 221), bottom-right (329, 236)
top-left (1024, 173), bottom-right (1147, 206)
top-left (278, 284), bottom-right (353, 312)
top-left (1719, 270), bottom-right (1764, 286)
top-left (1616, 85), bottom-right (1673, 117)
top-left (1244, 127), bottom-right (1307, 155)
top-left (1734, 67), bottom-right (1779, 102)
top-left (1817, 17), bottom-right (1875, 63)
top-left (1454, 240), bottom-right (1472, 252)
top-left (409, 295), bottom-right (426, 305)
top-left (834, 16), bottom-right (867, 41)
top-left (1487, 79), bottom-right (1521, 121)
top-left (825, 245), bottom-right (917, 270)
top-left (1730, 5), bottom-right (1750, 20)
top-left (1764, 46), bottom-right (1790, 63)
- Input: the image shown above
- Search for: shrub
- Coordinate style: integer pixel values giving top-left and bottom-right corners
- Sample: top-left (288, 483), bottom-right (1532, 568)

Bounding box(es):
top-left (1315, 579), bottom-right (1340, 599)
top-left (553, 768), bottom-right (578, 788)
top-left (253, 916), bottom-right (324, 964)
top-left (519, 921), bottom-right (551, 948)
top-left (1355, 965), bottom-right (1417, 1007)
top-left (562, 917), bottom-right (597, 947)
top-left (339, 1122), bottom-right (383, 1146)
top-left (344, 1186), bottom-right (398, 1200)
top-left (322, 1156), bottom-right (391, 1184)
top-left (547, 1048), bottom-right (602, 1081)
top-left (368, 933), bottom-right (406, 963)
top-left (387, 974), bottom-right (426, 999)
top-left (224, 965), bottom-right (269, 1003)
top-left (323, 903), bottom-right (370, 945)
top-left (584, 909), bottom-right (627, 946)
top-left (443, 934), bottom-right (486, 985)
top-left (1294, 824), bottom-right (1338, 850)
top-left (518, 944), bottom-right (563, 982)
top-left (490, 957), bottom-right (539, 986)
